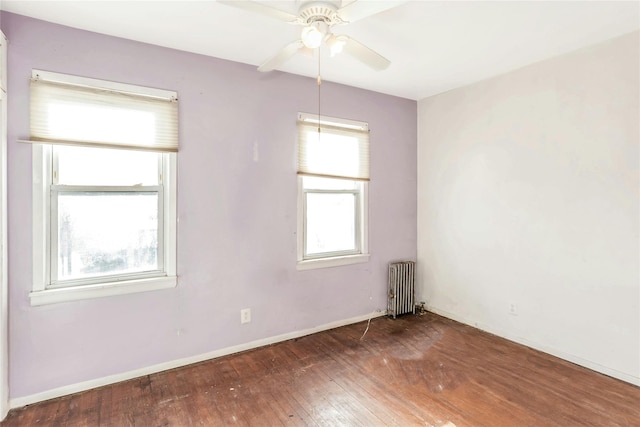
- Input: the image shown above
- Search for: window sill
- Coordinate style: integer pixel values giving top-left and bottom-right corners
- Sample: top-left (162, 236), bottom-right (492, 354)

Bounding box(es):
top-left (29, 276), bottom-right (177, 306)
top-left (297, 254), bottom-right (370, 271)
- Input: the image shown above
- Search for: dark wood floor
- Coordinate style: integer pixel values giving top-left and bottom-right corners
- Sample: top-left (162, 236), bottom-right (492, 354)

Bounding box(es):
top-left (3, 312), bottom-right (639, 426)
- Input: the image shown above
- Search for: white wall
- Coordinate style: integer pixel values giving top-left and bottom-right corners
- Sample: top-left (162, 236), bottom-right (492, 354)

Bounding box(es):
top-left (417, 31), bottom-right (639, 385)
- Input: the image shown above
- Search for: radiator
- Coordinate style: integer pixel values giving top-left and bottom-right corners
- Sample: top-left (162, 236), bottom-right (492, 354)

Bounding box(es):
top-left (387, 261), bottom-right (415, 319)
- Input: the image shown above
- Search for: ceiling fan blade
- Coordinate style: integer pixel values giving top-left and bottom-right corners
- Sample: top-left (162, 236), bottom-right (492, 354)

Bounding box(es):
top-left (258, 40), bottom-right (305, 72)
top-left (342, 36), bottom-right (390, 71)
top-left (218, 1), bottom-right (299, 23)
top-left (337, 0), bottom-right (408, 24)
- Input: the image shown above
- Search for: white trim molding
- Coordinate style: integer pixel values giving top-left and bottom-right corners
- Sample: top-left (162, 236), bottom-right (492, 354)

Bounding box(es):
top-left (9, 310), bottom-right (387, 409)
top-left (427, 305), bottom-right (640, 387)
top-left (29, 276), bottom-right (177, 306)
top-left (297, 253), bottom-right (370, 271)
top-left (0, 30), bottom-right (8, 422)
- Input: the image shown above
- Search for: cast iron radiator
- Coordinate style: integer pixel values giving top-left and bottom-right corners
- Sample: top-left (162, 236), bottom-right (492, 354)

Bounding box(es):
top-left (387, 261), bottom-right (415, 319)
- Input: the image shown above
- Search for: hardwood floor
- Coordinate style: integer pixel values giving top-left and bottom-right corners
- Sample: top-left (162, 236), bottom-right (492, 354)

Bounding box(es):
top-left (3, 313), bottom-right (639, 426)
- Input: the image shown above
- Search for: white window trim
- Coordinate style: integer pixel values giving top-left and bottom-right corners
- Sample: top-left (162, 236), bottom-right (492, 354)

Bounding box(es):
top-left (30, 144), bottom-right (177, 306)
top-left (296, 175), bottom-right (369, 271)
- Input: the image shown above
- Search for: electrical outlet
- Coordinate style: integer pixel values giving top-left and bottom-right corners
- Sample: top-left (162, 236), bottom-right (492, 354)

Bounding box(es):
top-left (509, 303), bottom-right (518, 316)
top-left (240, 308), bottom-right (251, 324)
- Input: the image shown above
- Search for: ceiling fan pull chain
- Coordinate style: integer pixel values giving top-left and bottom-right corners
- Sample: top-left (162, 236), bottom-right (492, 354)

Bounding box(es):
top-left (317, 46), bottom-right (322, 135)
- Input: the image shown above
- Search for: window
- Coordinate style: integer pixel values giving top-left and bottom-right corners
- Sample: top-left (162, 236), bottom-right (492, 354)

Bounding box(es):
top-left (297, 112), bottom-right (369, 270)
top-left (26, 70), bottom-right (178, 305)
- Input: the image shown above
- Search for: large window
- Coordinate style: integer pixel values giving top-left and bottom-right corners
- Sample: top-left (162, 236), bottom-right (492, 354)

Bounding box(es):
top-left (297, 113), bottom-right (369, 270)
top-left (26, 70), bottom-right (178, 305)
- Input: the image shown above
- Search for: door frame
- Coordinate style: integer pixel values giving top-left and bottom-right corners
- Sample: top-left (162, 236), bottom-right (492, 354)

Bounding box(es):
top-left (0, 30), bottom-right (9, 420)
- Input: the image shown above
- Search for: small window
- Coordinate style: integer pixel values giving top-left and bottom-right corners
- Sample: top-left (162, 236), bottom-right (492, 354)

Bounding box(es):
top-left (27, 70), bottom-right (178, 305)
top-left (297, 113), bottom-right (369, 270)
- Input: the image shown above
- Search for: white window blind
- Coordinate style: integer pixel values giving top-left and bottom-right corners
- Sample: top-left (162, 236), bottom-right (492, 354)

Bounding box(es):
top-left (25, 70), bottom-right (178, 152)
top-left (297, 113), bottom-right (370, 181)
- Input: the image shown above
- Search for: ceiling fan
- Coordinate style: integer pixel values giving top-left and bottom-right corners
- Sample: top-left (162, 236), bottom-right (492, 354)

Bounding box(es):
top-left (218, 0), bottom-right (402, 72)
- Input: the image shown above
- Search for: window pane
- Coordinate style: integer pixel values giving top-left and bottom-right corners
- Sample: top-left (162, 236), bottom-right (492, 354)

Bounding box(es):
top-left (56, 145), bottom-right (159, 186)
top-left (57, 191), bottom-right (159, 281)
top-left (303, 176), bottom-right (357, 190)
top-left (306, 192), bottom-right (356, 255)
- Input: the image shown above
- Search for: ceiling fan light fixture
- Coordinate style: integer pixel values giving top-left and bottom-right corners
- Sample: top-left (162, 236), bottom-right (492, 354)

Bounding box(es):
top-left (326, 34), bottom-right (347, 57)
top-left (301, 22), bottom-right (325, 49)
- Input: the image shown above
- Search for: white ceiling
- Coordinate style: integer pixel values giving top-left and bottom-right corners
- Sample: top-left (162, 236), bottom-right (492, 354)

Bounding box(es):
top-left (1, 1), bottom-right (638, 100)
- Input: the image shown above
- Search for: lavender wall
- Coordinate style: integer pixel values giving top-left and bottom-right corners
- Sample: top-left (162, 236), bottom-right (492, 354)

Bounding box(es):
top-left (1, 12), bottom-right (417, 399)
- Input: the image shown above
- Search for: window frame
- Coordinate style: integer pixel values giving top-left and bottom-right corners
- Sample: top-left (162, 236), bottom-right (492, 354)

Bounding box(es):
top-left (29, 72), bottom-right (178, 306)
top-left (50, 185), bottom-right (165, 287)
top-left (296, 113), bottom-right (370, 270)
top-left (31, 145), bottom-right (177, 305)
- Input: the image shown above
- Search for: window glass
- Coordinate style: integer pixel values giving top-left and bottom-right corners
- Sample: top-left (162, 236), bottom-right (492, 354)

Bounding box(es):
top-left (56, 191), bottom-right (159, 281)
top-left (305, 192), bottom-right (357, 256)
top-left (56, 145), bottom-right (159, 186)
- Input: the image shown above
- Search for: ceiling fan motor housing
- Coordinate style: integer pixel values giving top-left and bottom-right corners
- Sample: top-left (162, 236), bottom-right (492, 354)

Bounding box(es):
top-left (298, 2), bottom-right (344, 27)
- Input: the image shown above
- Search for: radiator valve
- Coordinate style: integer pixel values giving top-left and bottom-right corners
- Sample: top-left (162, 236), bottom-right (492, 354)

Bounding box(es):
top-left (416, 301), bottom-right (427, 315)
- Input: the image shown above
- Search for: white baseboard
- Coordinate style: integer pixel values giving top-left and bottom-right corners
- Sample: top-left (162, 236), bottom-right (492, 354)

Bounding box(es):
top-left (427, 305), bottom-right (640, 387)
top-left (10, 310), bottom-right (387, 409)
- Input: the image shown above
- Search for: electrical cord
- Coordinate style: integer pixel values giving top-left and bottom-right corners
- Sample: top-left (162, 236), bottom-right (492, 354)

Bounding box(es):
top-left (360, 309), bottom-right (380, 340)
